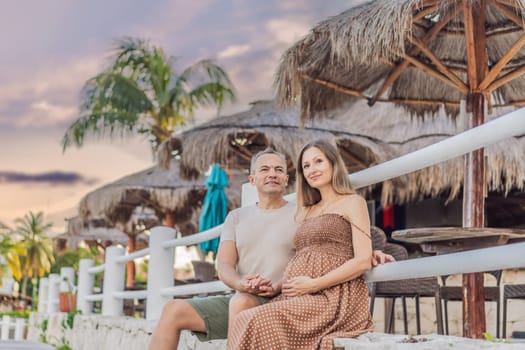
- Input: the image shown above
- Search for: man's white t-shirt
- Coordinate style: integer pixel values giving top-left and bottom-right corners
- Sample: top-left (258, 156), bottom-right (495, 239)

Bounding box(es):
top-left (220, 201), bottom-right (296, 285)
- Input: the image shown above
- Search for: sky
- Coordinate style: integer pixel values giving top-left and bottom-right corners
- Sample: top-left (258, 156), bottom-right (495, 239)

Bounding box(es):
top-left (0, 0), bottom-right (365, 233)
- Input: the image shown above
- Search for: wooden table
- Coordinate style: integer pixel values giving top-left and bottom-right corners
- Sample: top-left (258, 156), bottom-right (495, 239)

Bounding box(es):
top-left (392, 227), bottom-right (525, 255)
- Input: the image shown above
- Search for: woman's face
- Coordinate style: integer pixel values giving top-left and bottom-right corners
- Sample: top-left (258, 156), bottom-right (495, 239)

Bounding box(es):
top-left (301, 146), bottom-right (333, 189)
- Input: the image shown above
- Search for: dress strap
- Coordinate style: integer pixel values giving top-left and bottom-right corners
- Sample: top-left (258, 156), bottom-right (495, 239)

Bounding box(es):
top-left (304, 205), bottom-right (314, 220)
top-left (349, 221), bottom-right (371, 240)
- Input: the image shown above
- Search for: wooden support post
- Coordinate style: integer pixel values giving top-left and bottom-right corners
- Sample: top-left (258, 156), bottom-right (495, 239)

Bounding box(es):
top-left (462, 0), bottom-right (489, 338)
top-left (463, 93), bottom-right (487, 339)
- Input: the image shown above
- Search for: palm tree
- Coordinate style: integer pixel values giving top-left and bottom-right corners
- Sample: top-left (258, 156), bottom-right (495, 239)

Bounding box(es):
top-left (0, 234), bottom-right (24, 281)
top-left (14, 211), bottom-right (55, 298)
top-left (62, 37), bottom-right (236, 152)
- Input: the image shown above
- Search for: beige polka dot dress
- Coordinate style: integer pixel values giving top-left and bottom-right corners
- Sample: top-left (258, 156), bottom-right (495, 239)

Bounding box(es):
top-left (228, 213), bottom-right (373, 350)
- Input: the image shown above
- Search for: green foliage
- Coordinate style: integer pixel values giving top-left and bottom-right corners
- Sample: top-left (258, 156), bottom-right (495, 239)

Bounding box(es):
top-left (62, 36), bottom-right (236, 153)
top-left (39, 319), bottom-right (48, 343)
top-left (11, 211), bottom-right (54, 299)
top-left (39, 310), bottom-right (80, 350)
top-left (56, 345), bottom-right (73, 350)
top-left (134, 258), bottom-right (149, 282)
top-left (61, 309), bottom-right (80, 330)
top-left (0, 234), bottom-right (24, 280)
top-left (0, 310), bottom-right (31, 319)
top-left (15, 211), bottom-right (54, 279)
top-left (51, 247), bottom-right (101, 275)
top-left (483, 332), bottom-right (511, 343)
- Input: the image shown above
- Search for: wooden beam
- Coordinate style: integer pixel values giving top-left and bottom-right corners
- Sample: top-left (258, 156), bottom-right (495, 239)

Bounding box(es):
top-left (410, 36), bottom-right (468, 91)
top-left (495, 0), bottom-right (525, 15)
top-left (403, 54), bottom-right (466, 91)
top-left (463, 0), bottom-right (480, 89)
top-left (414, 0), bottom-right (439, 8)
top-left (230, 144), bottom-right (253, 162)
top-left (479, 32), bottom-right (525, 90)
top-left (496, 99), bottom-right (525, 107)
top-left (487, 63), bottom-right (525, 91)
top-left (301, 74), bottom-right (363, 97)
top-left (369, 5), bottom-right (461, 105)
top-left (486, 27), bottom-right (523, 38)
top-left (474, 0), bottom-right (489, 85)
top-left (338, 147), bottom-right (368, 170)
top-left (414, 24), bottom-right (521, 37)
top-left (375, 98), bottom-right (460, 107)
top-left (490, 0), bottom-right (525, 28)
top-left (414, 5), bottom-right (440, 21)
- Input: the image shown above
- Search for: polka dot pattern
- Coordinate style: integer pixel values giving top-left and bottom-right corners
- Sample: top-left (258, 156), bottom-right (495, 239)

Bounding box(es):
top-left (228, 213), bottom-right (373, 349)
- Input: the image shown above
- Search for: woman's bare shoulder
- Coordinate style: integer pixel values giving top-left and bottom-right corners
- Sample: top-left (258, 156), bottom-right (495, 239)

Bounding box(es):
top-left (294, 205), bottom-right (311, 222)
top-left (338, 193), bottom-right (366, 208)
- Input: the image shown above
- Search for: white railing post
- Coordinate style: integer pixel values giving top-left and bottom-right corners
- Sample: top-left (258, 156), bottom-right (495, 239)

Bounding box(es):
top-left (77, 258), bottom-right (95, 315)
top-left (14, 318), bottom-right (25, 340)
top-left (37, 277), bottom-right (48, 312)
top-left (146, 226), bottom-right (176, 321)
top-left (241, 182), bottom-right (258, 207)
top-left (1, 315), bottom-right (9, 340)
top-left (102, 246), bottom-right (126, 316)
top-left (47, 273), bottom-right (60, 313)
top-left (60, 267), bottom-right (75, 293)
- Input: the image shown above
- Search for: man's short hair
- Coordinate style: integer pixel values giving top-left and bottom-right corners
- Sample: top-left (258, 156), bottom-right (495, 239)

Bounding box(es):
top-left (250, 148), bottom-right (287, 174)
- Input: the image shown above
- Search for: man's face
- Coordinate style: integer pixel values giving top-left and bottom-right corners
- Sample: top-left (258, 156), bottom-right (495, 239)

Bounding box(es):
top-left (249, 153), bottom-right (288, 195)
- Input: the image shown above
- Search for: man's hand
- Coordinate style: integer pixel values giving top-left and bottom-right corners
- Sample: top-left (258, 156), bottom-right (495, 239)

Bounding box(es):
top-left (241, 274), bottom-right (277, 296)
top-left (371, 250), bottom-right (395, 267)
top-left (256, 282), bottom-right (281, 297)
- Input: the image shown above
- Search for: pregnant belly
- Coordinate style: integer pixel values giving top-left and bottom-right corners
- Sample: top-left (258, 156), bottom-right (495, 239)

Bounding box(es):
top-left (284, 250), bottom-right (348, 279)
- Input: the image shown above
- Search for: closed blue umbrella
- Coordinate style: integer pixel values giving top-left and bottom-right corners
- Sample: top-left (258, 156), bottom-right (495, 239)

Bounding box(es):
top-left (199, 163), bottom-right (229, 256)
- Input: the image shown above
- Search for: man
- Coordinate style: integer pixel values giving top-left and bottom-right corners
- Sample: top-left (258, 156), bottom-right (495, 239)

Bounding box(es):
top-left (148, 149), bottom-right (393, 349)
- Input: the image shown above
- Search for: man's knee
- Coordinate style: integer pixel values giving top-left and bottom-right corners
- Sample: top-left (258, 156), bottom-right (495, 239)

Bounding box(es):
top-left (229, 293), bottom-right (261, 314)
top-left (161, 299), bottom-right (204, 330)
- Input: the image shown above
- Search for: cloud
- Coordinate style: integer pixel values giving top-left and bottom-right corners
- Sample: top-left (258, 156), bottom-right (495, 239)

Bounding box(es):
top-left (265, 18), bottom-right (312, 45)
top-left (0, 171), bottom-right (97, 186)
top-left (0, 56), bottom-right (102, 128)
top-left (26, 101), bottom-right (77, 126)
top-left (217, 44), bottom-right (252, 59)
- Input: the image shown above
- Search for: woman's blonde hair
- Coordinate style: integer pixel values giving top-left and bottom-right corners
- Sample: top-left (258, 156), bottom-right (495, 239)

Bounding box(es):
top-left (296, 139), bottom-right (354, 207)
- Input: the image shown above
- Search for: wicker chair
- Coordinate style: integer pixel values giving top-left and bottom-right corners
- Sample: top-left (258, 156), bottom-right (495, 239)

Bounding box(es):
top-left (502, 283), bottom-right (525, 338)
top-left (369, 227), bottom-right (443, 335)
top-left (440, 270), bottom-right (502, 337)
top-left (191, 260), bottom-right (217, 282)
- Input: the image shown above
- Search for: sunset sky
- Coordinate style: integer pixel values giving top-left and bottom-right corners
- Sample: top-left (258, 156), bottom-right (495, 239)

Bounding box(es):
top-left (0, 0), bottom-right (361, 233)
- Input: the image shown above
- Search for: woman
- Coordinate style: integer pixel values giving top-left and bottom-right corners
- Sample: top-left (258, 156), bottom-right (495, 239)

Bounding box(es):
top-left (228, 139), bottom-right (373, 350)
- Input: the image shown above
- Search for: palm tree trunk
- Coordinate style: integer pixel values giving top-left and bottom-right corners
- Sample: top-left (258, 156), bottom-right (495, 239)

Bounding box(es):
top-left (21, 276), bottom-right (28, 299)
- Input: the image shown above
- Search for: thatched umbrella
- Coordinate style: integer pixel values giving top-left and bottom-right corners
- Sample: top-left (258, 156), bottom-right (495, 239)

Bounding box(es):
top-left (79, 158), bottom-right (207, 229)
top-left (63, 216), bottom-right (149, 248)
top-left (275, 0), bottom-right (525, 337)
top-left (79, 158), bottom-right (243, 287)
top-left (158, 100), bottom-right (398, 198)
top-left (333, 101), bottom-right (525, 205)
top-left (79, 159), bottom-right (206, 288)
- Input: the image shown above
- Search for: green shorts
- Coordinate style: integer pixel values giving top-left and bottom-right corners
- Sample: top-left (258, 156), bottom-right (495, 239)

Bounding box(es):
top-left (187, 294), bottom-right (270, 341)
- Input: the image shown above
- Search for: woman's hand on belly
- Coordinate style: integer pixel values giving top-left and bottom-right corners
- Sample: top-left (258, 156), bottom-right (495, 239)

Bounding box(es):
top-left (282, 276), bottom-right (320, 297)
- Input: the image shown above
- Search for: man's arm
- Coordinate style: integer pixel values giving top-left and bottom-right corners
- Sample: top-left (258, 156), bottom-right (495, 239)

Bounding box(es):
top-left (217, 241), bottom-right (279, 296)
top-left (216, 240), bottom-right (246, 292)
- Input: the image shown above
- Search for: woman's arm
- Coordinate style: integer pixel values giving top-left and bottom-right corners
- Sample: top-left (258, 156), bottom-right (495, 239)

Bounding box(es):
top-left (282, 195), bottom-right (372, 296)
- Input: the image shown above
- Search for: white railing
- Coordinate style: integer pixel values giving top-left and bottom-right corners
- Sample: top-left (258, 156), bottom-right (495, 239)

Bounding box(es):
top-left (39, 107), bottom-right (525, 322)
top-left (38, 267), bottom-right (76, 314)
top-left (1, 315), bottom-right (26, 340)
